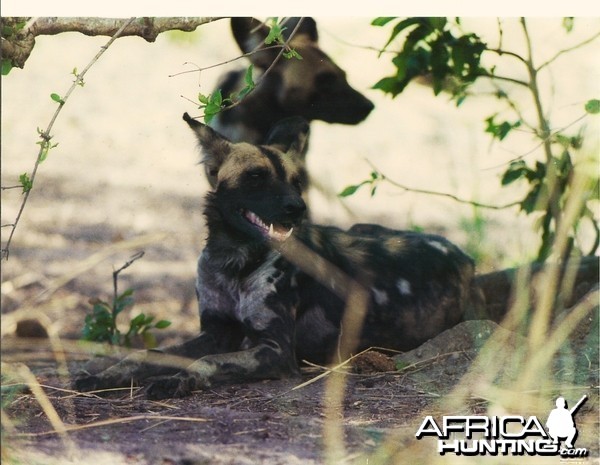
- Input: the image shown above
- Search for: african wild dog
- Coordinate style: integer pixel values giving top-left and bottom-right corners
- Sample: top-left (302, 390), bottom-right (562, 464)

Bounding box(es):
top-left (203, 17), bottom-right (374, 187)
top-left (75, 113), bottom-right (476, 400)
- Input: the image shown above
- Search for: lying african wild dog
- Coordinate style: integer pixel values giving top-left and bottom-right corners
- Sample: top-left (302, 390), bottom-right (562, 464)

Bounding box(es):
top-left (204, 17), bottom-right (374, 187)
top-left (75, 114), bottom-right (475, 399)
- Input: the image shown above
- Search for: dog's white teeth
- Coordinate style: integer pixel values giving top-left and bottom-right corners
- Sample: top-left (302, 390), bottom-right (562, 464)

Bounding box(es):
top-left (283, 227), bottom-right (294, 239)
top-left (269, 224), bottom-right (274, 236)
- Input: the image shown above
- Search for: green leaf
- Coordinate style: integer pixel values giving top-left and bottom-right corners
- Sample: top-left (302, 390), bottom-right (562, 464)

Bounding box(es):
top-left (1, 58), bottom-right (13, 76)
top-left (562, 17), bottom-right (574, 33)
top-left (50, 93), bottom-right (64, 104)
top-left (236, 65), bottom-right (256, 101)
top-left (430, 39), bottom-right (451, 95)
top-left (114, 297), bottom-right (134, 315)
top-left (244, 64), bottom-right (255, 88)
top-left (130, 313), bottom-right (147, 328)
top-left (485, 115), bottom-right (521, 141)
top-left (584, 99), bottom-right (600, 114)
top-left (283, 49), bottom-right (302, 60)
top-left (372, 76), bottom-right (408, 97)
top-left (38, 142), bottom-right (50, 163)
top-left (553, 133), bottom-right (571, 148)
top-left (265, 20), bottom-right (285, 45)
top-left (198, 93), bottom-right (210, 105)
top-left (339, 183), bottom-right (366, 197)
top-left (520, 189), bottom-right (539, 214)
top-left (201, 89), bottom-right (224, 124)
top-left (119, 288), bottom-right (135, 298)
top-left (154, 320), bottom-right (172, 329)
top-left (381, 17), bottom-right (425, 53)
top-left (18, 173), bottom-right (33, 193)
top-left (371, 17), bottom-right (397, 27)
top-left (427, 17), bottom-right (447, 31)
top-left (501, 161), bottom-right (529, 185)
top-left (213, 89), bottom-right (223, 106)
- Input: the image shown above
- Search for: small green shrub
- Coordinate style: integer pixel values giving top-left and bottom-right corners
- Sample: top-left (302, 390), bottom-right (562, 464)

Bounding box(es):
top-left (82, 252), bottom-right (171, 348)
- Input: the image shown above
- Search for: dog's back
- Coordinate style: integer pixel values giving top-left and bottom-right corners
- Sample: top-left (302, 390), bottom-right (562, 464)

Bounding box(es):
top-left (289, 224), bottom-right (475, 362)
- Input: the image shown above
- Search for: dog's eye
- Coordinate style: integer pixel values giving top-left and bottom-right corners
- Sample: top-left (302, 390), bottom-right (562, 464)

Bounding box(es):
top-left (291, 176), bottom-right (304, 193)
top-left (245, 168), bottom-right (269, 187)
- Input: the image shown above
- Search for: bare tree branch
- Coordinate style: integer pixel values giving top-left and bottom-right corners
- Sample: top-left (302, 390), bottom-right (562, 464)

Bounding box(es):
top-left (2, 17), bottom-right (223, 70)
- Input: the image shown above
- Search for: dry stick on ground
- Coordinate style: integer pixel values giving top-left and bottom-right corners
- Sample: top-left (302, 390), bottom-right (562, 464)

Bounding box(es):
top-left (13, 414), bottom-right (210, 438)
top-left (2, 363), bottom-right (77, 455)
top-left (1, 17), bottom-right (136, 260)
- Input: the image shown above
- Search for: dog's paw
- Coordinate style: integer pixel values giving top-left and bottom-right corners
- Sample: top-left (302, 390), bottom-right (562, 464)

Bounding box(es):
top-left (145, 374), bottom-right (198, 400)
top-left (74, 375), bottom-right (105, 393)
top-left (75, 372), bottom-right (131, 393)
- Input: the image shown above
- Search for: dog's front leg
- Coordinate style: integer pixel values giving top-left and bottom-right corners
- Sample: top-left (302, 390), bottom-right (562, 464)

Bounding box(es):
top-left (75, 319), bottom-right (244, 392)
top-left (145, 316), bottom-right (299, 399)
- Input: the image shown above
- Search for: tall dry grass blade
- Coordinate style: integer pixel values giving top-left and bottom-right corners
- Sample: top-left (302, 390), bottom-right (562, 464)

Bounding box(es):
top-left (4, 363), bottom-right (77, 457)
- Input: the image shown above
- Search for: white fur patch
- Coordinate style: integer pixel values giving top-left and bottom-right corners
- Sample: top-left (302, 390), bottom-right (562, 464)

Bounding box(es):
top-left (397, 279), bottom-right (412, 296)
top-left (427, 240), bottom-right (449, 255)
top-left (371, 287), bottom-right (389, 305)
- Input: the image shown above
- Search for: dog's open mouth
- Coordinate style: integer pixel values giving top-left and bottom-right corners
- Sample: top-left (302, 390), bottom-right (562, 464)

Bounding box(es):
top-left (243, 210), bottom-right (294, 242)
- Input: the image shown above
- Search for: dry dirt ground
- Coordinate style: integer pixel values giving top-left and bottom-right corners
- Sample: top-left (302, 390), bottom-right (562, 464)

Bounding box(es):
top-left (2, 317), bottom-right (598, 465)
top-left (2, 18), bottom-right (599, 464)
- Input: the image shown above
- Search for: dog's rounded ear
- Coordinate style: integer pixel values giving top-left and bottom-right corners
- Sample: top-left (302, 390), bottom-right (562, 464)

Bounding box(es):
top-left (231, 17), bottom-right (279, 69)
top-left (265, 117), bottom-right (310, 159)
top-left (281, 17), bottom-right (318, 42)
top-left (183, 112), bottom-right (232, 181)
top-left (231, 17), bottom-right (318, 69)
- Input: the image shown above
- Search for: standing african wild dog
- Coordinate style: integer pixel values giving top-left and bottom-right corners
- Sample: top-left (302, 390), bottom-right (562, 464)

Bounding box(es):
top-left (203, 17), bottom-right (374, 187)
top-left (75, 113), bottom-right (476, 399)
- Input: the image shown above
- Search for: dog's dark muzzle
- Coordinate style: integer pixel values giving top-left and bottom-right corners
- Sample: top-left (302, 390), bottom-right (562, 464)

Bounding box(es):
top-left (281, 195), bottom-right (306, 221)
top-left (242, 194), bottom-right (306, 242)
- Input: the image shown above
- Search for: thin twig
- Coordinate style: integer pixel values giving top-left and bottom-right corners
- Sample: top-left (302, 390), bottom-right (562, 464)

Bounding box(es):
top-left (1, 17), bottom-right (137, 261)
top-left (485, 48), bottom-right (528, 66)
top-left (168, 45), bottom-right (284, 78)
top-left (112, 251), bottom-right (145, 303)
top-left (365, 160), bottom-right (521, 210)
top-left (538, 29), bottom-right (600, 72)
top-left (483, 113), bottom-right (588, 171)
top-left (476, 71), bottom-right (529, 88)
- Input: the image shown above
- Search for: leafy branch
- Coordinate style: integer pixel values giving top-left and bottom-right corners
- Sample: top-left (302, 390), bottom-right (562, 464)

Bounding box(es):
top-left (1, 17), bottom-right (136, 260)
top-left (357, 17), bottom-right (600, 262)
top-left (339, 165), bottom-right (521, 211)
